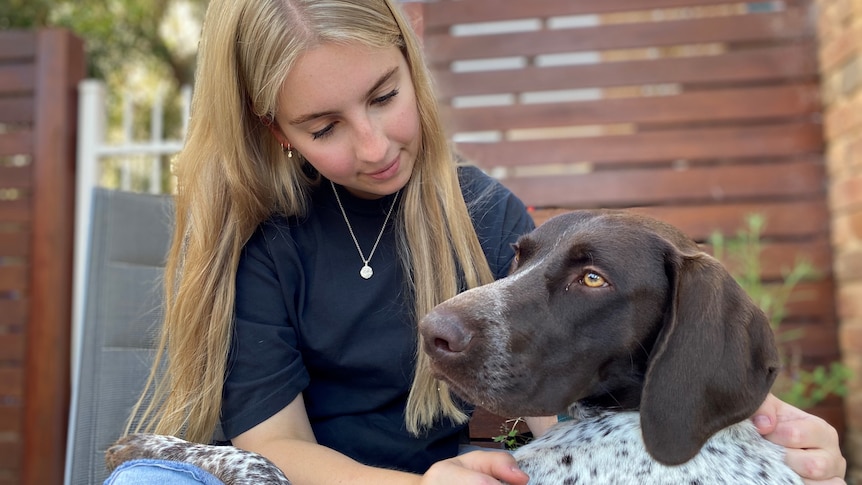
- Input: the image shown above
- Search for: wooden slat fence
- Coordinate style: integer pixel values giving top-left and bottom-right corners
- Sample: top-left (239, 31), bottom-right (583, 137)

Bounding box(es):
top-left (415, 0), bottom-right (843, 443)
top-left (0, 29), bottom-right (84, 485)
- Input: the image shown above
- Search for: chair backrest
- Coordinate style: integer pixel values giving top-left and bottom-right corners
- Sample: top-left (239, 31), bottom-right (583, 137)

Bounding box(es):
top-left (65, 188), bottom-right (173, 485)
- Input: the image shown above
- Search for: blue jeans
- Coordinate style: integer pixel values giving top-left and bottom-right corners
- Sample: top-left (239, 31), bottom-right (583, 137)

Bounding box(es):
top-left (103, 459), bottom-right (225, 485)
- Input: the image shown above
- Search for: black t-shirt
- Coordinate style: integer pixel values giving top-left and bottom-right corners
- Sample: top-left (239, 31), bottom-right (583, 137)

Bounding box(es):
top-left (221, 165), bottom-right (534, 473)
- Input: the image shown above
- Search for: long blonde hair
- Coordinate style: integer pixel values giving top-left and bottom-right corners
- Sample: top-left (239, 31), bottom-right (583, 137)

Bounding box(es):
top-left (129, 0), bottom-right (495, 443)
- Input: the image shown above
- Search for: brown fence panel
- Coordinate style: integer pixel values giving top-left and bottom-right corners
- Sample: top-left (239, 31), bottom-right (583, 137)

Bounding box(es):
top-left (444, 83), bottom-right (820, 130)
top-left (420, 0), bottom-right (842, 437)
top-left (0, 28), bottom-right (84, 485)
top-left (426, 7), bottom-right (810, 62)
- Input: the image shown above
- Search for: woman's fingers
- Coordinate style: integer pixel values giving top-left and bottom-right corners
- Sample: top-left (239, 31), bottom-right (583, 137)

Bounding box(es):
top-left (753, 394), bottom-right (846, 482)
top-left (423, 450), bottom-right (528, 485)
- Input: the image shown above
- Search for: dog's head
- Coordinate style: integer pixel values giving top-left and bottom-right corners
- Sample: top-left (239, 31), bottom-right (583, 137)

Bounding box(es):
top-left (419, 209), bottom-right (780, 465)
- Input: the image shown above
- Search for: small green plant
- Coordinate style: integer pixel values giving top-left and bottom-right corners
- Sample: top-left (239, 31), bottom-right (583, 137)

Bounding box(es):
top-left (779, 361), bottom-right (853, 409)
top-left (492, 417), bottom-right (532, 450)
top-left (709, 214), bottom-right (851, 408)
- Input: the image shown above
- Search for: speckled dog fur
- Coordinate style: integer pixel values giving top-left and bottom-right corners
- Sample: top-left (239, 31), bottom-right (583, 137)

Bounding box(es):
top-left (514, 407), bottom-right (800, 484)
top-left (105, 433), bottom-right (291, 484)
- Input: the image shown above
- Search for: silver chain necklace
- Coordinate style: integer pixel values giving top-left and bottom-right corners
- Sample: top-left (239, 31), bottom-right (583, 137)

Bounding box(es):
top-left (330, 181), bottom-right (400, 279)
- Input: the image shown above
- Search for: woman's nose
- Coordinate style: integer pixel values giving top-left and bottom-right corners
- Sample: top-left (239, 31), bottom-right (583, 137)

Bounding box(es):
top-left (353, 115), bottom-right (388, 163)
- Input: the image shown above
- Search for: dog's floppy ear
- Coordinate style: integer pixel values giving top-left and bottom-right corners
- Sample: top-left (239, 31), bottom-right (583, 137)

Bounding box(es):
top-left (640, 248), bottom-right (780, 465)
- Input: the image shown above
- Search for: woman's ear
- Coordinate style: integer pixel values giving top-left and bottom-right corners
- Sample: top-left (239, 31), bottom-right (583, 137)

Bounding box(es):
top-left (262, 119), bottom-right (291, 150)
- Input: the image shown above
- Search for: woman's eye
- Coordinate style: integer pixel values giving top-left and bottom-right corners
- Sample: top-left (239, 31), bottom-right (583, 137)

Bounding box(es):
top-left (581, 272), bottom-right (607, 288)
top-left (308, 89), bottom-right (399, 140)
top-left (311, 123), bottom-right (335, 140)
top-left (372, 89), bottom-right (399, 105)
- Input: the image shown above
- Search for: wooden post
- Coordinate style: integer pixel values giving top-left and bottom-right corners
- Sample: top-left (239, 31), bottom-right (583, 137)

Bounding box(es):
top-left (21, 28), bottom-right (84, 485)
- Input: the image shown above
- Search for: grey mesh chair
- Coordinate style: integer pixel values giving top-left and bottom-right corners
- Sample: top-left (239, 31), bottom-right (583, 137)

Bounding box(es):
top-left (65, 188), bottom-right (173, 485)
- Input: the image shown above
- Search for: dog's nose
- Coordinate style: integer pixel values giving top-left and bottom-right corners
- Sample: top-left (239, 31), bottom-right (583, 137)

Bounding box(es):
top-left (419, 308), bottom-right (474, 355)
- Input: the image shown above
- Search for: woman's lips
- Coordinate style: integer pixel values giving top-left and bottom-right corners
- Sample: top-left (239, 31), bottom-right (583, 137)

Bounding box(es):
top-left (367, 156), bottom-right (400, 180)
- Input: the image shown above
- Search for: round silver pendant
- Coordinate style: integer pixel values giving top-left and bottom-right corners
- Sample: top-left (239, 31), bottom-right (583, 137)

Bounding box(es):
top-left (360, 264), bottom-right (373, 279)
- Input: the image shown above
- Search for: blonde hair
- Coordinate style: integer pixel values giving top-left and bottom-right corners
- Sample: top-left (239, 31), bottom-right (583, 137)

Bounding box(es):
top-left (129, 0), bottom-right (495, 443)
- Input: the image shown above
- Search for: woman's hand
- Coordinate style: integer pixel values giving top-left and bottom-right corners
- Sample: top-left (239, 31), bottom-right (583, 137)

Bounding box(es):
top-left (753, 393), bottom-right (847, 484)
top-left (422, 450), bottom-right (529, 485)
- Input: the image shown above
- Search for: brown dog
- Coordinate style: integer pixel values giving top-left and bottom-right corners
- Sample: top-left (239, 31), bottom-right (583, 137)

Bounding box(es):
top-left (419, 210), bottom-right (799, 484)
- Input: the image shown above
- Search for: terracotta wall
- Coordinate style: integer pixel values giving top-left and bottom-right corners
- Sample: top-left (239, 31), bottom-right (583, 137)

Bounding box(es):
top-left (816, 0), bottom-right (862, 481)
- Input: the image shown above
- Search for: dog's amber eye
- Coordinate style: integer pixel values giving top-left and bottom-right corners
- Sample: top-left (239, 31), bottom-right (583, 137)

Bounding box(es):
top-left (582, 272), bottom-right (607, 288)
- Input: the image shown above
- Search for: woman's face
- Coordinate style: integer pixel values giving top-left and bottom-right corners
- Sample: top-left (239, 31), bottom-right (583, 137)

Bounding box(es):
top-left (274, 42), bottom-right (421, 199)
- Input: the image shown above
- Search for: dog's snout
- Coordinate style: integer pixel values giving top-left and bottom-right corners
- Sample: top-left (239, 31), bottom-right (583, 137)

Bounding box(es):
top-left (420, 308), bottom-right (474, 356)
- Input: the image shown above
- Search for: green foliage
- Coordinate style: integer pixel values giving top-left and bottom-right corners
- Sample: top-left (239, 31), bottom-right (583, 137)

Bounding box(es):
top-left (492, 417), bottom-right (532, 451)
top-left (0, 0), bottom-right (55, 28)
top-left (1, 0), bottom-right (203, 192)
top-left (709, 214), bottom-right (851, 409)
top-left (780, 362), bottom-right (853, 410)
top-left (1, 0), bottom-right (205, 85)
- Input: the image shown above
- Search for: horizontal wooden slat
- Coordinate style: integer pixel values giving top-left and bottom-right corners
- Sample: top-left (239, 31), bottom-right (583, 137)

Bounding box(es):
top-left (0, 166), bottom-right (31, 190)
top-left (629, 200), bottom-right (831, 240)
top-left (530, 199), bottom-right (830, 240)
top-left (779, 319), bottom-right (839, 359)
top-left (0, 442), bottom-right (21, 471)
top-left (781, 280), bottom-right (836, 323)
top-left (0, 64), bottom-right (36, 95)
top-left (0, 299), bottom-right (26, 329)
top-left (461, 122), bottom-right (822, 168)
top-left (0, 200), bottom-right (30, 224)
top-left (501, 159), bottom-right (825, 208)
top-left (426, 8), bottom-right (811, 63)
top-left (0, 369), bottom-right (22, 397)
top-left (0, 31), bottom-right (36, 61)
top-left (756, 240), bottom-right (833, 280)
top-left (443, 84), bottom-right (820, 131)
top-left (0, 333), bottom-right (23, 364)
top-left (0, 405), bottom-right (21, 434)
top-left (0, 97), bottom-right (34, 124)
top-left (0, 131), bottom-right (32, 157)
top-left (0, 405), bottom-right (21, 478)
top-left (0, 266), bottom-right (27, 293)
top-left (434, 44), bottom-right (818, 98)
top-left (0, 231), bottom-right (28, 258)
top-left (424, 0), bottom-right (759, 28)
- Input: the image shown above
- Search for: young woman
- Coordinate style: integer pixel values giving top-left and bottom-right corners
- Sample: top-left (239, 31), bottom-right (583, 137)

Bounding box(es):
top-left (114, 0), bottom-right (847, 483)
